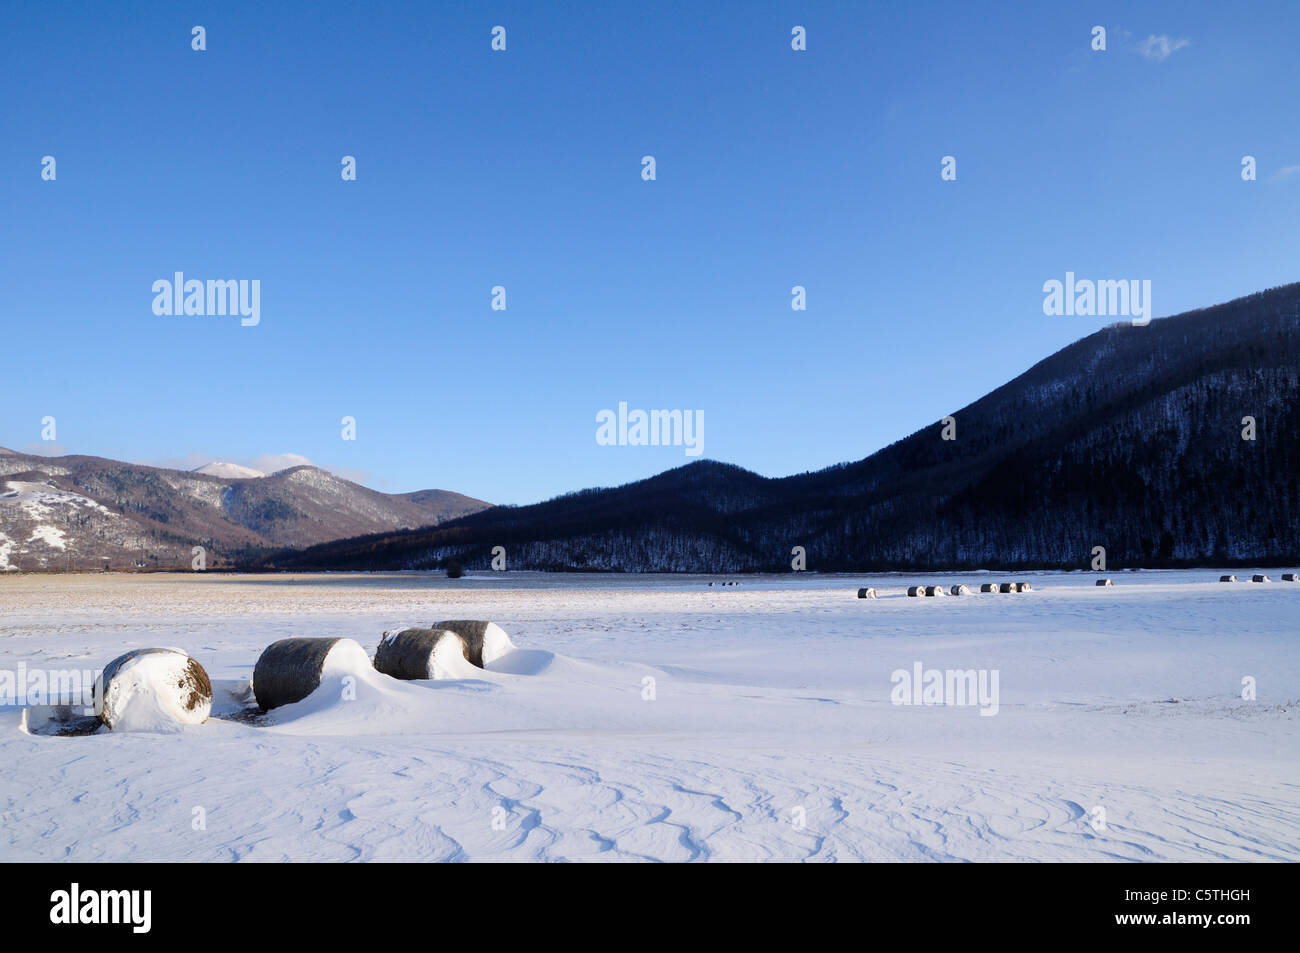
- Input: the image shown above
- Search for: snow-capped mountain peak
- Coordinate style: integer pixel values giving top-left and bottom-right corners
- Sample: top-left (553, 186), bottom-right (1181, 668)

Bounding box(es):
top-left (192, 461), bottom-right (266, 479)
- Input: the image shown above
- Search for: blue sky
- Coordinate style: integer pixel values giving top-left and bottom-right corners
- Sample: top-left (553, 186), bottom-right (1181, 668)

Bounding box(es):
top-left (3, 0), bottom-right (1297, 504)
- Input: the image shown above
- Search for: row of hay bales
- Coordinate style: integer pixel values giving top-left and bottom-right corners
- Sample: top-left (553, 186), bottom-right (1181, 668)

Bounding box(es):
top-left (91, 620), bottom-right (513, 730)
top-left (860, 573), bottom-right (1300, 599)
top-left (858, 581), bottom-right (1034, 599)
top-left (253, 620), bottom-right (513, 710)
top-left (1221, 573), bottom-right (1298, 583)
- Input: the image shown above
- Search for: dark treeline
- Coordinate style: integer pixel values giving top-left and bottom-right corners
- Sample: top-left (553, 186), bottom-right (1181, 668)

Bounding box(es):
top-left (264, 284), bottom-right (1300, 573)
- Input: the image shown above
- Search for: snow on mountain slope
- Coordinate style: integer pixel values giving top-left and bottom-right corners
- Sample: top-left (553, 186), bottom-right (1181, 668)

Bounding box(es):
top-left (1, 480), bottom-right (114, 518)
top-left (27, 525), bottom-right (67, 551)
top-left (0, 450), bottom-right (491, 569)
top-left (0, 481), bottom-right (123, 569)
top-left (0, 456), bottom-right (70, 478)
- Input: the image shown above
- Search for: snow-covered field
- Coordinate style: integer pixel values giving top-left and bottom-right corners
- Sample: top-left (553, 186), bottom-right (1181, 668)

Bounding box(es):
top-left (0, 570), bottom-right (1296, 862)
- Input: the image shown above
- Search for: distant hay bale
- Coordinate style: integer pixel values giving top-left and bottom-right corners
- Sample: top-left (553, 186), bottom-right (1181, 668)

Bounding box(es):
top-left (1096, 578), bottom-right (1113, 586)
top-left (999, 582), bottom-right (1016, 593)
top-left (252, 637), bottom-right (369, 711)
top-left (950, 584), bottom-right (970, 595)
top-left (1219, 575), bottom-right (1237, 583)
top-left (1252, 574), bottom-right (1270, 583)
top-left (96, 647), bottom-right (212, 730)
top-left (924, 585), bottom-right (945, 597)
top-left (374, 628), bottom-right (470, 680)
top-left (1283, 573), bottom-right (1298, 582)
top-left (1016, 582), bottom-right (1033, 592)
top-left (430, 620), bottom-right (515, 668)
top-left (980, 583), bottom-right (999, 593)
top-left (857, 587), bottom-right (877, 599)
top-left (907, 586), bottom-right (924, 597)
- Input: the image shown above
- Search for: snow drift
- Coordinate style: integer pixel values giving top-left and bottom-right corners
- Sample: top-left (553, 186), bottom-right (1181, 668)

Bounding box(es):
top-left (430, 620), bottom-right (515, 667)
top-left (374, 627), bottom-right (481, 681)
top-left (252, 637), bottom-right (372, 711)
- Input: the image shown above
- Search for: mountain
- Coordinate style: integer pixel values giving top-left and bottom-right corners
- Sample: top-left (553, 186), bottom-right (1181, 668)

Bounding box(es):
top-left (270, 282), bottom-right (1300, 573)
top-left (0, 453), bottom-right (489, 571)
top-left (192, 461), bottom-right (266, 479)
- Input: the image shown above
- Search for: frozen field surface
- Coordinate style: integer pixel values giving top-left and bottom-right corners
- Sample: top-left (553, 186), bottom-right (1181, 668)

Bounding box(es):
top-left (0, 570), bottom-right (1297, 862)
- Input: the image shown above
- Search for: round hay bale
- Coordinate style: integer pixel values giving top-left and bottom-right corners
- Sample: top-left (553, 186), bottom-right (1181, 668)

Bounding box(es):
top-left (980, 583), bottom-right (999, 593)
top-left (1016, 582), bottom-right (1033, 592)
top-left (374, 628), bottom-right (470, 680)
top-left (96, 647), bottom-right (212, 730)
top-left (950, 584), bottom-right (970, 596)
top-left (252, 637), bottom-right (369, 711)
top-left (857, 587), bottom-right (877, 599)
top-left (1282, 573), bottom-right (1298, 582)
top-left (1096, 578), bottom-right (1113, 586)
top-left (1219, 574), bottom-right (1237, 583)
top-left (924, 585), bottom-right (945, 597)
top-left (430, 620), bottom-right (515, 668)
top-left (999, 582), bottom-right (1016, 593)
top-left (1252, 574), bottom-right (1270, 583)
top-left (907, 586), bottom-right (924, 597)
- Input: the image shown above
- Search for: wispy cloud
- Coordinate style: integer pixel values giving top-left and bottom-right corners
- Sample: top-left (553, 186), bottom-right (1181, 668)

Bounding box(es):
top-left (1269, 165), bottom-right (1300, 183)
top-left (1138, 34), bottom-right (1191, 62)
top-left (249, 452), bottom-right (314, 474)
top-left (152, 451), bottom-right (216, 471)
top-left (16, 442), bottom-right (68, 457)
top-left (238, 452), bottom-right (372, 485)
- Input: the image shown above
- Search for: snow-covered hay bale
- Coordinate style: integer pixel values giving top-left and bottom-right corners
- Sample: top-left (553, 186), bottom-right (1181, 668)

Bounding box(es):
top-left (906, 586), bottom-right (924, 597)
top-left (1252, 574), bottom-right (1270, 583)
top-left (1282, 573), bottom-right (1298, 582)
top-left (924, 585), bottom-right (945, 597)
top-left (374, 628), bottom-right (471, 680)
top-left (253, 637), bottom-right (370, 711)
top-left (980, 583), bottom-right (999, 593)
top-left (96, 647), bottom-right (212, 731)
top-left (950, 584), bottom-right (970, 596)
top-left (1096, 578), bottom-right (1113, 586)
top-left (999, 582), bottom-right (1016, 593)
top-left (1220, 575), bottom-right (1237, 583)
top-left (857, 587), bottom-right (877, 599)
top-left (430, 620), bottom-right (515, 668)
